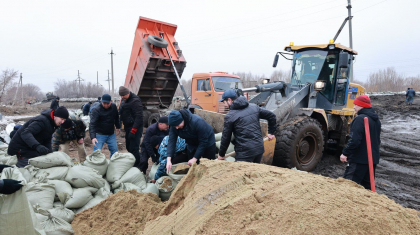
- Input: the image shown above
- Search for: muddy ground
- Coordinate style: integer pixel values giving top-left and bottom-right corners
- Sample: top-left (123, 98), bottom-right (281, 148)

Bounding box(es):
top-left (1, 95), bottom-right (419, 210)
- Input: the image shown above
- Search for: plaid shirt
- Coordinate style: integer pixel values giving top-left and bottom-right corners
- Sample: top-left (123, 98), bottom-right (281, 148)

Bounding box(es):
top-left (155, 136), bottom-right (186, 180)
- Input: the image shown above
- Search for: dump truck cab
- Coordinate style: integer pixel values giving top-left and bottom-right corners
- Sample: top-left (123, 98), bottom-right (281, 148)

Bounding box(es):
top-left (190, 72), bottom-right (244, 113)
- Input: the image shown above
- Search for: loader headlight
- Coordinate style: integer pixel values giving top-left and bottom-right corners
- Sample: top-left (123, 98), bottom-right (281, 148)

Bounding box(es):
top-left (314, 80), bottom-right (326, 91)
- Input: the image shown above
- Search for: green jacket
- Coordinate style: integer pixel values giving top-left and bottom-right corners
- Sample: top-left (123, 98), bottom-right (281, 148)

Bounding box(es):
top-left (52, 115), bottom-right (86, 151)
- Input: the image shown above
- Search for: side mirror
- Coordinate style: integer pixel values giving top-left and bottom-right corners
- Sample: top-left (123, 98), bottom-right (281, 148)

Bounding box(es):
top-left (273, 54), bottom-right (279, 68)
top-left (338, 52), bottom-right (350, 68)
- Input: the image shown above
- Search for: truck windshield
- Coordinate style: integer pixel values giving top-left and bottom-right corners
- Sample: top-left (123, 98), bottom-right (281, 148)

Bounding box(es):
top-left (291, 50), bottom-right (329, 86)
top-left (212, 77), bottom-right (243, 91)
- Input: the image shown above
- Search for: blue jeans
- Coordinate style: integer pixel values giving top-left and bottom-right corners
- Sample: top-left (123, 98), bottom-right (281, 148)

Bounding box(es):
top-left (93, 134), bottom-right (118, 157)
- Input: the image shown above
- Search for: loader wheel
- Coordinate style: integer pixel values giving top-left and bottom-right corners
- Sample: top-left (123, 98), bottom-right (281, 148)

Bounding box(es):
top-left (148, 113), bottom-right (160, 126)
top-left (273, 117), bottom-right (324, 171)
top-left (147, 35), bottom-right (168, 48)
top-left (143, 111), bottom-right (151, 127)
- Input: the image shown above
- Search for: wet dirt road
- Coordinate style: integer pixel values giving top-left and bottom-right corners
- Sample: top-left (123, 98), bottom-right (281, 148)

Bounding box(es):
top-left (313, 94), bottom-right (420, 210)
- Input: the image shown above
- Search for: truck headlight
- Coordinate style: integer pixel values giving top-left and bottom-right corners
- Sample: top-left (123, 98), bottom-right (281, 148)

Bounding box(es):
top-left (314, 80), bottom-right (326, 91)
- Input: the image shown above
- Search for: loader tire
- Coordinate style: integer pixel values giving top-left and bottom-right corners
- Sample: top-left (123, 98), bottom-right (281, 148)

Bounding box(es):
top-left (273, 116), bottom-right (324, 172)
top-left (148, 113), bottom-right (160, 126)
top-left (143, 111), bottom-right (151, 127)
top-left (147, 35), bottom-right (168, 48)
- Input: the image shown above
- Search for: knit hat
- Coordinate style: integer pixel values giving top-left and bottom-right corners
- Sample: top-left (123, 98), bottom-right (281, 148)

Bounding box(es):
top-left (168, 111), bottom-right (183, 126)
top-left (61, 119), bottom-right (73, 129)
top-left (119, 86), bottom-right (130, 96)
top-left (102, 94), bottom-right (111, 103)
top-left (54, 106), bottom-right (69, 119)
top-left (353, 95), bottom-right (371, 108)
top-left (158, 116), bottom-right (168, 124)
top-left (151, 135), bottom-right (165, 148)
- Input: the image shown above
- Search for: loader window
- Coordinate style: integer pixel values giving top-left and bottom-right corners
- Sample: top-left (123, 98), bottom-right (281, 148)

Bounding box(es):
top-left (211, 76), bottom-right (243, 91)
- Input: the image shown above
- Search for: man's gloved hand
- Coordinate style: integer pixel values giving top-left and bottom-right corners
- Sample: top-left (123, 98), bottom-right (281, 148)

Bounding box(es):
top-left (0, 164), bottom-right (11, 173)
top-left (129, 128), bottom-right (137, 140)
top-left (36, 145), bottom-right (51, 155)
top-left (1, 179), bottom-right (23, 194)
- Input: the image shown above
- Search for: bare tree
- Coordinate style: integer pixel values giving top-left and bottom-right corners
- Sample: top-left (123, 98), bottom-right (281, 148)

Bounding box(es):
top-left (0, 69), bottom-right (18, 102)
top-left (4, 83), bottom-right (44, 104)
top-left (54, 79), bottom-right (106, 98)
top-left (174, 79), bottom-right (192, 97)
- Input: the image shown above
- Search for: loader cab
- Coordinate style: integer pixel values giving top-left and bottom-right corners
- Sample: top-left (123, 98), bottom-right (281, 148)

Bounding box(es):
top-left (191, 72), bottom-right (243, 113)
top-left (283, 43), bottom-right (357, 110)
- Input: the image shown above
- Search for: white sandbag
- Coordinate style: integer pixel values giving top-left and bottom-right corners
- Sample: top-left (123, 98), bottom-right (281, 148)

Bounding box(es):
top-left (48, 206), bottom-right (74, 224)
top-left (141, 183), bottom-right (159, 197)
top-left (29, 152), bottom-right (73, 169)
top-left (36, 167), bottom-right (69, 180)
top-left (114, 183), bottom-right (142, 193)
top-left (24, 165), bottom-right (40, 181)
top-left (64, 188), bottom-right (93, 209)
top-left (106, 152), bottom-right (136, 183)
top-left (35, 207), bottom-right (74, 235)
top-left (0, 189), bottom-right (46, 235)
top-left (215, 133), bottom-right (235, 142)
top-left (48, 180), bottom-right (73, 201)
top-left (35, 213), bottom-right (49, 223)
top-left (5, 155), bottom-right (17, 166)
top-left (225, 156), bottom-right (236, 162)
top-left (75, 188), bottom-right (111, 214)
top-left (1, 166), bottom-right (27, 184)
top-left (168, 163), bottom-right (189, 183)
top-left (26, 182), bottom-right (56, 209)
top-left (215, 141), bottom-right (235, 155)
top-left (111, 167), bottom-right (146, 189)
top-left (148, 163), bottom-right (159, 181)
top-left (18, 167), bottom-right (33, 183)
top-left (64, 165), bottom-right (104, 189)
top-left (155, 176), bottom-right (177, 201)
top-left (103, 180), bottom-right (111, 193)
top-left (83, 150), bottom-right (108, 176)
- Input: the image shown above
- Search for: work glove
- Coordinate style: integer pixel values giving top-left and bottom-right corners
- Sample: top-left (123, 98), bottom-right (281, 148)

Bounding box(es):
top-left (0, 164), bottom-right (11, 173)
top-left (129, 128), bottom-right (137, 140)
top-left (36, 145), bottom-right (51, 155)
top-left (1, 179), bottom-right (23, 194)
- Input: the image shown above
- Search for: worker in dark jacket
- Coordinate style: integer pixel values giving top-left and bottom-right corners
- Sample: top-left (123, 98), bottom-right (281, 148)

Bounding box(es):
top-left (0, 164), bottom-right (23, 194)
top-left (217, 90), bottom-right (277, 163)
top-left (139, 116), bottom-right (169, 173)
top-left (52, 114), bottom-right (87, 162)
top-left (406, 88), bottom-right (416, 105)
top-left (82, 102), bottom-right (92, 116)
top-left (90, 94), bottom-right (120, 157)
top-left (8, 107), bottom-right (69, 167)
top-left (9, 124), bottom-right (22, 139)
top-left (119, 86), bottom-right (144, 169)
top-left (166, 109), bottom-right (215, 173)
top-left (50, 97), bottom-right (60, 110)
top-left (340, 95), bottom-right (381, 190)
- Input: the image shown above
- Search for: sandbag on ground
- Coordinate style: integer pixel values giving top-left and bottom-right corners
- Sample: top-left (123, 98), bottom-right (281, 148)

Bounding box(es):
top-left (148, 163), bottom-right (159, 180)
top-left (64, 188), bottom-right (94, 209)
top-left (155, 176), bottom-right (177, 201)
top-left (111, 167), bottom-right (146, 189)
top-left (29, 152), bottom-right (73, 169)
top-left (48, 195), bottom-right (75, 223)
top-left (35, 207), bottom-right (74, 235)
top-left (114, 183), bottom-right (142, 194)
top-left (26, 181), bottom-right (56, 210)
top-left (1, 166), bottom-right (27, 184)
top-left (106, 152), bottom-right (136, 183)
top-left (83, 150), bottom-right (108, 176)
top-left (48, 180), bottom-right (73, 200)
top-left (75, 188), bottom-right (112, 214)
top-left (36, 167), bottom-right (70, 180)
top-left (142, 183), bottom-right (159, 197)
top-left (64, 165), bottom-right (104, 189)
top-left (5, 155), bottom-right (17, 166)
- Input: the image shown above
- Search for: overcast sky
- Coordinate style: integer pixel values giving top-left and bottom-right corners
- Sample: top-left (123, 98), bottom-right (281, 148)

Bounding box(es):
top-left (1, 0), bottom-right (419, 94)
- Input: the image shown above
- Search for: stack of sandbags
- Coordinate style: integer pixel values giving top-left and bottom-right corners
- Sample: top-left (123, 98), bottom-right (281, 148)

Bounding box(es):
top-left (34, 206), bottom-right (74, 235)
top-left (83, 150), bottom-right (108, 176)
top-left (30, 152), bottom-right (73, 181)
top-left (0, 149), bottom-right (18, 166)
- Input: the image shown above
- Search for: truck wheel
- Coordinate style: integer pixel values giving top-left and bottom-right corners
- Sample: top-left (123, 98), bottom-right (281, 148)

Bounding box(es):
top-left (148, 113), bottom-right (160, 126)
top-left (143, 111), bottom-right (151, 127)
top-left (273, 116), bottom-right (324, 171)
top-left (147, 35), bottom-right (168, 48)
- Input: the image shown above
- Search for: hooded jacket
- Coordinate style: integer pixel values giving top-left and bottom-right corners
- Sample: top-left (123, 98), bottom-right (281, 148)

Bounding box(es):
top-left (119, 92), bottom-right (143, 131)
top-left (342, 107), bottom-right (381, 164)
top-left (8, 109), bottom-right (57, 158)
top-left (89, 103), bottom-right (120, 139)
top-left (219, 96), bottom-right (277, 159)
top-left (167, 109), bottom-right (215, 159)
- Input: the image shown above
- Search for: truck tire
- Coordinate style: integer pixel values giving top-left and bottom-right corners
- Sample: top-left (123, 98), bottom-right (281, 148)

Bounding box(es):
top-left (273, 116), bottom-right (324, 172)
top-left (148, 113), bottom-right (160, 126)
top-left (147, 35), bottom-right (168, 48)
top-left (143, 111), bottom-right (151, 127)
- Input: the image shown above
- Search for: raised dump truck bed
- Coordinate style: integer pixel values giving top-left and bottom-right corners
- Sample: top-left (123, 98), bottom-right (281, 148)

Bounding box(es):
top-left (125, 17), bottom-right (186, 110)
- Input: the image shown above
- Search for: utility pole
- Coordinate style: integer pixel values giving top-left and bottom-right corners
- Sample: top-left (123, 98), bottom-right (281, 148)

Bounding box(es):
top-left (105, 70), bottom-right (111, 93)
top-left (347, 0), bottom-right (354, 82)
top-left (12, 73), bottom-right (23, 106)
top-left (109, 49), bottom-right (115, 94)
top-left (97, 71), bottom-right (99, 86)
top-left (75, 70), bottom-right (84, 97)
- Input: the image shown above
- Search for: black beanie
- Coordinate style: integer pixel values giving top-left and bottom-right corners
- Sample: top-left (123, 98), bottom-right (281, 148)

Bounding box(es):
top-left (61, 119), bottom-right (73, 129)
top-left (158, 116), bottom-right (168, 124)
top-left (54, 106), bottom-right (69, 119)
top-left (151, 135), bottom-right (165, 148)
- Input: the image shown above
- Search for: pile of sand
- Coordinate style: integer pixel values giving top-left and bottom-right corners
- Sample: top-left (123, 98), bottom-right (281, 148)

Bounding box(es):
top-left (72, 190), bottom-right (163, 235)
top-left (143, 159), bottom-right (420, 234)
top-left (73, 160), bottom-right (420, 234)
